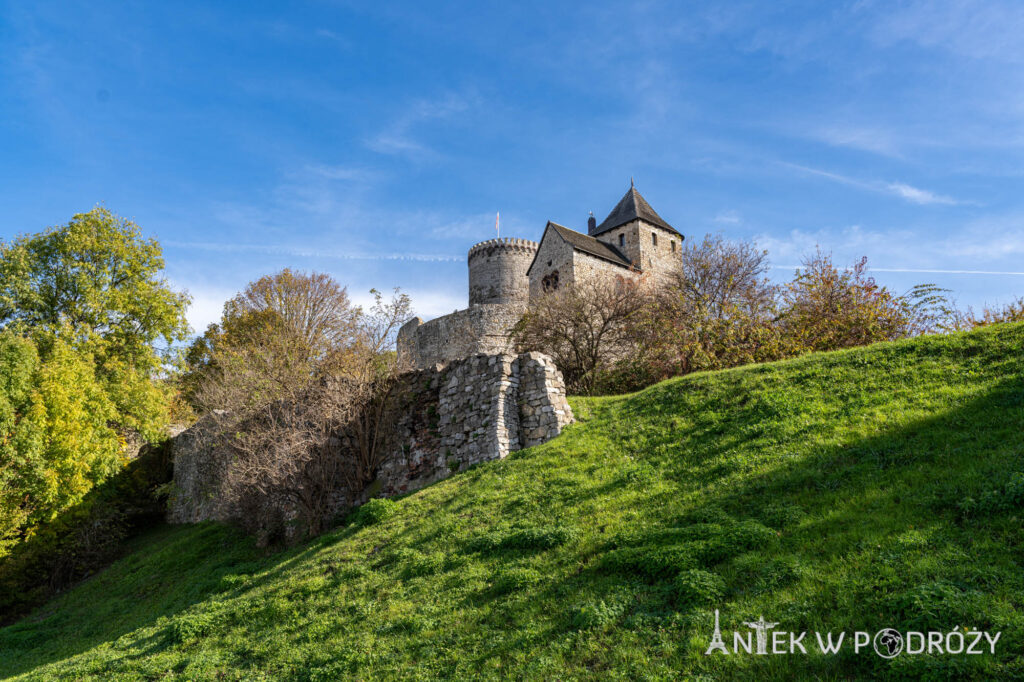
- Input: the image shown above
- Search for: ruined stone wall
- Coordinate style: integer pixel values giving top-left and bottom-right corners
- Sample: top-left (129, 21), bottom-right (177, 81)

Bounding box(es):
top-left (165, 414), bottom-right (237, 525)
top-left (397, 303), bottom-right (525, 370)
top-left (374, 351), bottom-right (572, 496)
top-left (168, 352), bottom-right (574, 526)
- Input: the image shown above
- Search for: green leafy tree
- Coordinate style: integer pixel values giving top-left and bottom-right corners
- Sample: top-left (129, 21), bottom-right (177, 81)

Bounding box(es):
top-left (0, 207), bottom-right (191, 439)
top-left (0, 332), bottom-right (122, 556)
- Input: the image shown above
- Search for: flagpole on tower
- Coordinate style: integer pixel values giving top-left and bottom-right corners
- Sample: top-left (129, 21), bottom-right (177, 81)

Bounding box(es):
top-left (495, 211), bottom-right (500, 238)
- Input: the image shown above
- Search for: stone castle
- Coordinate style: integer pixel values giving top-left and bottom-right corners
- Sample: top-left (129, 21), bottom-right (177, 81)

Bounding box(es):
top-left (398, 183), bottom-right (685, 369)
top-left (168, 184), bottom-right (681, 534)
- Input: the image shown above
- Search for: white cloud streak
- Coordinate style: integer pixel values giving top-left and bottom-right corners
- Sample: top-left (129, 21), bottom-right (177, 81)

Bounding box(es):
top-left (780, 162), bottom-right (963, 205)
top-left (773, 265), bottom-right (1024, 276)
top-left (164, 240), bottom-right (464, 262)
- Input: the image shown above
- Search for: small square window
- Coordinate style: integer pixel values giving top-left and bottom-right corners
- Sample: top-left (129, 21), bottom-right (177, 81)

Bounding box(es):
top-left (618, 233), bottom-right (625, 247)
top-left (652, 232), bottom-right (658, 246)
top-left (547, 260), bottom-right (552, 267)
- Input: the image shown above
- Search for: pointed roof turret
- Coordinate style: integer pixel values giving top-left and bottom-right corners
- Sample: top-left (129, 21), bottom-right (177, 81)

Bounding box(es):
top-left (592, 184), bottom-right (679, 236)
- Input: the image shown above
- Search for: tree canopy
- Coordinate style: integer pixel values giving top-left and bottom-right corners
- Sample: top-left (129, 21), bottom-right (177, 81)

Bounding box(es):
top-left (0, 208), bottom-right (189, 555)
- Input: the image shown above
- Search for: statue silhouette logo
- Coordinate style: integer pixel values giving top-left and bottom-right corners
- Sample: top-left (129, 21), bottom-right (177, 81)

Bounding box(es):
top-left (744, 615), bottom-right (780, 654)
top-left (873, 629), bottom-right (904, 658)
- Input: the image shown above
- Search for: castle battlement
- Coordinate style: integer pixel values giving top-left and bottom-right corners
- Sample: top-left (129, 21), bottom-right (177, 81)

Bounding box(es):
top-left (467, 237), bottom-right (539, 260)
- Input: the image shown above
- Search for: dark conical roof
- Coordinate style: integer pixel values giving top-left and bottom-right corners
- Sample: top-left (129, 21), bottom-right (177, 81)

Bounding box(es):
top-left (593, 185), bottom-right (679, 236)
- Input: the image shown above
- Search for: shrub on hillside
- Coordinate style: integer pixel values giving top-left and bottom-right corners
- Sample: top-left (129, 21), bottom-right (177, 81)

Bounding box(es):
top-left (352, 497), bottom-right (398, 526)
top-left (674, 568), bottom-right (725, 606)
top-left (598, 545), bottom-right (696, 580)
top-left (490, 566), bottom-right (543, 595)
top-left (570, 599), bottom-right (627, 630)
top-left (466, 525), bottom-right (578, 554)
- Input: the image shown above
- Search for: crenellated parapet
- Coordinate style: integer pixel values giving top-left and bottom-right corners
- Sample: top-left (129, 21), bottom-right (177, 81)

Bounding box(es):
top-left (467, 237), bottom-right (539, 260)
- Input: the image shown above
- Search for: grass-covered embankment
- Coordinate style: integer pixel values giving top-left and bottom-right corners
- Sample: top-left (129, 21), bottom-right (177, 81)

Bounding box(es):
top-left (2, 324), bottom-right (1024, 679)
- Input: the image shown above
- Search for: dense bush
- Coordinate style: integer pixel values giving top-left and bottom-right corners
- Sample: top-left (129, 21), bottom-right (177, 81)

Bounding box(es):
top-left (466, 525), bottom-right (579, 554)
top-left (351, 497), bottom-right (398, 526)
top-left (519, 235), bottom-right (969, 395)
top-left (674, 568), bottom-right (725, 606)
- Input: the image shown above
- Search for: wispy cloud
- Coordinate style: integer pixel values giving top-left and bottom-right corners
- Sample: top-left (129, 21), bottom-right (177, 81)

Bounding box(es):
top-left (886, 182), bottom-right (957, 205)
top-left (773, 265), bottom-right (1024, 276)
top-left (780, 162), bottom-right (963, 206)
top-left (365, 92), bottom-right (473, 159)
top-left (756, 213), bottom-right (1024, 276)
top-left (806, 125), bottom-right (906, 158)
top-left (714, 210), bottom-right (742, 225)
top-left (868, 0), bottom-right (1024, 64)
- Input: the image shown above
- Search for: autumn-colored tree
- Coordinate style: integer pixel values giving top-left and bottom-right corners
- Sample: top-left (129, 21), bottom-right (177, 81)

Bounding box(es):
top-left (779, 251), bottom-right (914, 352)
top-left (191, 280), bottom-right (412, 542)
top-left (180, 269), bottom-right (360, 410)
top-left (625, 235), bottom-right (786, 386)
top-left (511, 276), bottom-right (650, 394)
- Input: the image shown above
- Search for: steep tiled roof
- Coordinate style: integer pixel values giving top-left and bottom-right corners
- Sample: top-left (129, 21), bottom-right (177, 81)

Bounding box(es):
top-left (547, 222), bottom-right (633, 268)
top-left (593, 186), bottom-right (679, 236)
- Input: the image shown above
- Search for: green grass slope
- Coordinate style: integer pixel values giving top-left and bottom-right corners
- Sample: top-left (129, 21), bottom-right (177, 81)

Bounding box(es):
top-left (3, 325), bottom-right (1024, 680)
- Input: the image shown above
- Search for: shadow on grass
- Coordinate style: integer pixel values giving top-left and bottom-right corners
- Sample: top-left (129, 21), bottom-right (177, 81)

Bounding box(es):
top-left (2, 358), bottom-right (1023, 678)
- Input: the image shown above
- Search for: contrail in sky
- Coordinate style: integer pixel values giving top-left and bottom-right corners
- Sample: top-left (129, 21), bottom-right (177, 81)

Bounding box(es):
top-left (164, 241), bottom-right (463, 262)
top-left (773, 266), bottom-right (1024, 276)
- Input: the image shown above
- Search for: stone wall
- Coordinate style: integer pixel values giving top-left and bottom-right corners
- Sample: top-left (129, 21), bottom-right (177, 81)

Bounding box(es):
top-left (374, 351), bottom-right (572, 496)
top-left (595, 219), bottom-right (681, 285)
top-left (168, 351), bottom-right (573, 526)
top-left (397, 303), bottom-right (525, 370)
top-left (527, 229), bottom-right (576, 300)
top-left (571, 249), bottom-right (641, 290)
top-left (165, 414), bottom-right (236, 525)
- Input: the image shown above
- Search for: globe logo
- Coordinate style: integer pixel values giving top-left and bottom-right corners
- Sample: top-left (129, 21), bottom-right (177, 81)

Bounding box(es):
top-left (873, 629), bottom-right (904, 658)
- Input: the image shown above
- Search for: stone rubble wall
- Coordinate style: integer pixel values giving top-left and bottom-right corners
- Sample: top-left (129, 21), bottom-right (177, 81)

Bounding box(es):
top-left (397, 303), bottom-right (525, 370)
top-left (168, 352), bottom-right (573, 526)
top-left (166, 414), bottom-right (232, 524)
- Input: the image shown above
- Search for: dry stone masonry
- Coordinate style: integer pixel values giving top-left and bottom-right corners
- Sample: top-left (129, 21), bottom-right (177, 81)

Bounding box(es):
top-left (168, 351), bottom-right (573, 525)
top-left (374, 351), bottom-right (572, 497)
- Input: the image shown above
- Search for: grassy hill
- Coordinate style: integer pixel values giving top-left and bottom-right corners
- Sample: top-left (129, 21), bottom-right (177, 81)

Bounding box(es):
top-left (2, 324), bottom-right (1024, 680)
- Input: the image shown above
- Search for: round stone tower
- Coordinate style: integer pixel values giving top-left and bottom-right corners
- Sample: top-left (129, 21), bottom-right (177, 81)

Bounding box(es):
top-left (467, 238), bottom-right (539, 306)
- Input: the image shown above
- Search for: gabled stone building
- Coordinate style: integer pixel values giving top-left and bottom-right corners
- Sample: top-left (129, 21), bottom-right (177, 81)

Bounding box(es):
top-left (398, 183), bottom-right (683, 369)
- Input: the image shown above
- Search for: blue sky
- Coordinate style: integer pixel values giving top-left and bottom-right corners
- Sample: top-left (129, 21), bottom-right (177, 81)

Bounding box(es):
top-left (3, 1), bottom-right (1024, 332)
